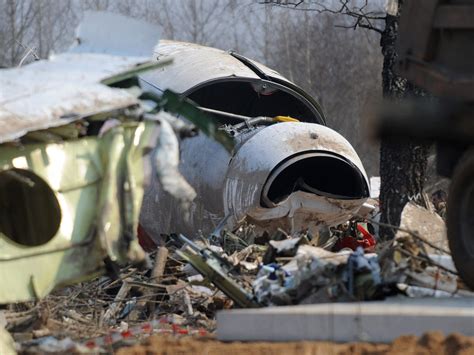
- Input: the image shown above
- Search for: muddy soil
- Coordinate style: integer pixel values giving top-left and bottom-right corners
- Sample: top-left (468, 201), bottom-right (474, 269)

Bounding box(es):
top-left (118, 331), bottom-right (474, 355)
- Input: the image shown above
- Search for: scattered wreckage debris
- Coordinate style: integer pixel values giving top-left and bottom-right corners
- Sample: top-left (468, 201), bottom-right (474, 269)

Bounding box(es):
top-left (0, 12), bottom-right (232, 304)
top-left (2, 202), bottom-right (473, 353)
top-left (395, 201), bottom-right (448, 253)
top-left (176, 203), bottom-right (473, 308)
top-left (1, 11), bottom-right (372, 306)
top-left (1, 10), bottom-right (473, 355)
top-left (0, 240), bottom-right (226, 353)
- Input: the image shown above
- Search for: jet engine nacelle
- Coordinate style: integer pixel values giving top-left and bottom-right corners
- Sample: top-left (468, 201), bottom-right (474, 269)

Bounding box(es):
top-left (139, 41), bottom-right (370, 241)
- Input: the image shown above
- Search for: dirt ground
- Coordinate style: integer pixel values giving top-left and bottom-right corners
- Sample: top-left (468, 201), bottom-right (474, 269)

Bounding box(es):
top-left (118, 331), bottom-right (474, 355)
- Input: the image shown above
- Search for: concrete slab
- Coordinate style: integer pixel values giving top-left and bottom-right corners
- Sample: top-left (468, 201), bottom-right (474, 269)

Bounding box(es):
top-left (216, 298), bottom-right (474, 343)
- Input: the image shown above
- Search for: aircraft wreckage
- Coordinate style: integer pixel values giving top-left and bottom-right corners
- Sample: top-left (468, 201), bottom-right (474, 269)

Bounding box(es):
top-left (0, 12), bottom-right (230, 303)
top-left (0, 12), bottom-right (370, 303)
top-left (139, 40), bottom-right (370, 242)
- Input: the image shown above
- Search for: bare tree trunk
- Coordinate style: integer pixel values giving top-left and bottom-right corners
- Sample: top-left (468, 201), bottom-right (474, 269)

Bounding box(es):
top-left (379, 2), bottom-right (428, 239)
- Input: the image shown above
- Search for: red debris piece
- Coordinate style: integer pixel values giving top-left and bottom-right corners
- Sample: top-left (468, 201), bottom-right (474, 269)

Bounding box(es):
top-left (333, 223), bottom-right (376, 252)
top-left (137, 224), bottom-right (157, 252)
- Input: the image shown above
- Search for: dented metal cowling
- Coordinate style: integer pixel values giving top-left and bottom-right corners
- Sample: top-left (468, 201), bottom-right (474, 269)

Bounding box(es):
top-left (140, 41), bottom-right (370, 241)
top-left (226, 123), bottom-right (369, 233)
top-left (142, 121), bottom-right (369, 239)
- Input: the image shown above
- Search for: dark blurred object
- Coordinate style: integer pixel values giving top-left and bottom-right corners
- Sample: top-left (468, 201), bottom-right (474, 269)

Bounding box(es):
top-left (377, 0), bottom-right (474, 289)
top-left (431, 189), bottom-right (447, 219)
top-left (137, 224), bottom-right (158, 252)
top-left (397, 0), bottom-right (474, 101)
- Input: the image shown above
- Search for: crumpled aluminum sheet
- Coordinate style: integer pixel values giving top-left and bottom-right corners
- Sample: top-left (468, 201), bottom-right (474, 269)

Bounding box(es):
top-left (0, 11), bottom-right (159, 144)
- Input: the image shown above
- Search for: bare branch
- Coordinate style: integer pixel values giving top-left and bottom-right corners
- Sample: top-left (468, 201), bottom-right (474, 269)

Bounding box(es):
top-left (16, 40), bottom-right (39, 66)
top-left (259, 0), bottom-right (386, 34)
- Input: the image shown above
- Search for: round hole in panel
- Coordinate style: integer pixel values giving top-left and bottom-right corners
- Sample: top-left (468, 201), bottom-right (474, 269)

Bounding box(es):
top-left (0, 168), bottom-right (61, 246)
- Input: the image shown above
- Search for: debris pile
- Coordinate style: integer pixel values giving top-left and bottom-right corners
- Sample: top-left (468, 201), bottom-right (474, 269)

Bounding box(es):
top-left (176, 200), bottom-right (472, 308)
top-left (0, 243), bottom-right (225, 352)
top-left (1, 199), bottom-right (473, 353)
